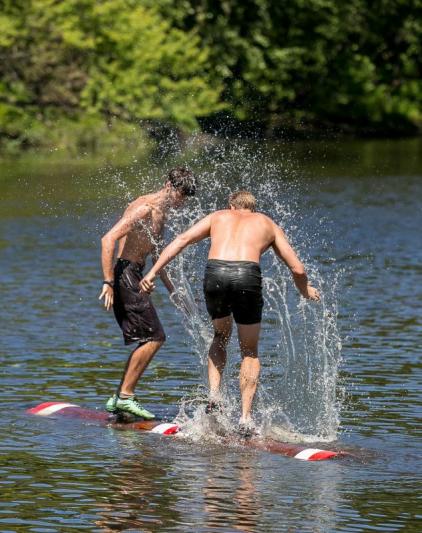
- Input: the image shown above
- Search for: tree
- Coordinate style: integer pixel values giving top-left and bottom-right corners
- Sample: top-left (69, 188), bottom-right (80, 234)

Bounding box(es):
top-left (0, 0), bottom-right (223, 149)
top-left (156, 0), bottom-right (422, 133)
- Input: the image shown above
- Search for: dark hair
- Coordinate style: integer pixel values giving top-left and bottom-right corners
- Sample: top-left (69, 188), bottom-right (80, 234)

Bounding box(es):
top-left (167, 167), bottom-right (196, 197)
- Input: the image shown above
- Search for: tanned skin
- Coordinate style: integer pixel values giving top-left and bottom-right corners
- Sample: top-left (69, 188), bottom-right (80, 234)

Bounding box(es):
top-left (140, 205), bottom-right (319, 424)
top-left (99, 182), bottom-right (186, 396)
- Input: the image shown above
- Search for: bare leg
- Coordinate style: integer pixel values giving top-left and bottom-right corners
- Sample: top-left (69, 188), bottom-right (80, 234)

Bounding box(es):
top-left (237, 322), bottom-right (261, 424)
top-left (208, 316), bottom-right (232, 399)
top-left (120, 340), bottom-right (164, 396)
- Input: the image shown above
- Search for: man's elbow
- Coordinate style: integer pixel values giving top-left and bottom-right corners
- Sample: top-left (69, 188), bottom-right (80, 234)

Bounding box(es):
top-left (291, 263), bottom-right (306, 277)
top-left (101, 234), bottom-right (115, 248)
top-left (175, 234), bottom-right (190, 250)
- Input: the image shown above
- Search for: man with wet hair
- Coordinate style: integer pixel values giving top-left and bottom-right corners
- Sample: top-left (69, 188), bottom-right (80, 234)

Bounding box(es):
top-left (140, 190), bottom-right (319, 435)
top-left (99, 167), bottom-right (196, 419)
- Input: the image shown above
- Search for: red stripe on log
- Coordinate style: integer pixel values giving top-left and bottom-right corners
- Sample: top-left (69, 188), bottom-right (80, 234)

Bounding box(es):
top-left (307, 450), bottom-right (339, 461)
top-left (27, 402), bottom-right (62, 414)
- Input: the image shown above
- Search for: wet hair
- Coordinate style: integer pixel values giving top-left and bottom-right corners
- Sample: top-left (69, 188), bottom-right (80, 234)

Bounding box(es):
top-left (167, 167), bottom-right (196, 197)
top-left (229, 190), bottom-right (257, 211)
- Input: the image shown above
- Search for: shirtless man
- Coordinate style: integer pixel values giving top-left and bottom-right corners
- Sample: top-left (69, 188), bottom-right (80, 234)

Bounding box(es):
top-left (99, 167), bottom-right (196, 419)
top-left (140, 190), bottom-right (320, 432)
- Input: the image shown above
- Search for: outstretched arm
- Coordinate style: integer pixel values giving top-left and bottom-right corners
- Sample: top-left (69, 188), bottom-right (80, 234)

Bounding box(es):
top-left (272, 224), bottom-right (320, 301)
top-left (140, 214), bottom-right (212, 293)
top-left (99, 204), bottom-right (151, 310)
top-left (151, 248), bottom-right (175, 294)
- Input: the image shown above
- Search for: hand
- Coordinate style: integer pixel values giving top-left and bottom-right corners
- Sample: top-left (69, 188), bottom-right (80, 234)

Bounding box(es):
top-left (303, 284), bottom-right (320, 301)
top-left (99, 284), bottom-right (114, 310)
top-left (140, 272), bottom-right (156, 293)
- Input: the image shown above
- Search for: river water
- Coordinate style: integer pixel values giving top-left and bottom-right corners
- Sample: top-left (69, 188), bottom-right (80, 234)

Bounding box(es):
top-left (1, 138), bottom-right (421, 532)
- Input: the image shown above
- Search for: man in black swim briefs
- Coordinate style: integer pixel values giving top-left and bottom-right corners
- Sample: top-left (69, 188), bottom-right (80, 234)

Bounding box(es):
top-left (203, 259), bottom-right (263, 325)
top-left (99, 167), bottom-right (196, 419)
top-left (140, 190), bottom-right (320, 432)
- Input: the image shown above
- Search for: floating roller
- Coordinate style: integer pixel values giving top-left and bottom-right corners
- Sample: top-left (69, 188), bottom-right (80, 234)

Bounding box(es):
top-left (27, 402), bottom-right (348, 461)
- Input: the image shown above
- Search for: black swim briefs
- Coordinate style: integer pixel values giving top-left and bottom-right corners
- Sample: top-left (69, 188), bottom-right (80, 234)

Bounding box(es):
top-left (203, 259), bottom-right (264, 325)
top-left (113, 258), bottom-right (166, 346)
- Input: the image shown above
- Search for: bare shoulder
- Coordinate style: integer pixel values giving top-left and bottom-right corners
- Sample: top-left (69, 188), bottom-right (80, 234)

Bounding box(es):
top-left (255, 212), bottom-right (277, 226)
top-left (123, 196), bottom-right (153, 218)
top-left (214, 209), bottom-right (231, 216)
top-left (254, 213), bottom-right (281, 243)
top-left (210, 209), bottom-right (231, 221)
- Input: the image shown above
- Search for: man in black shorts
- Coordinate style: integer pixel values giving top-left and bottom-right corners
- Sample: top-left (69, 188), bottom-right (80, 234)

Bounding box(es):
top-left (140, 191), bottom-right (320, 431)
top-left (99, 168), bottom-right (196, 419)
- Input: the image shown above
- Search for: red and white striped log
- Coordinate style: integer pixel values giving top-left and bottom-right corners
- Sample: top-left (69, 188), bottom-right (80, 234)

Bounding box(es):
top-left (27, 402), bottom-right (346, 461)
top-left (27, 402), bottom-right (179, 435)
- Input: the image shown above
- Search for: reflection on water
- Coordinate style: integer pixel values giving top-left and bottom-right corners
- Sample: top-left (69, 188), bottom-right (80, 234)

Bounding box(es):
top-left (1, 138), bottom-right (421, 531)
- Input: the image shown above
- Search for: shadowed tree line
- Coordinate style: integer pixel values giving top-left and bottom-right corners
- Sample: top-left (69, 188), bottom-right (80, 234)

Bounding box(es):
top-left (0, 0), bottom-right (421, 152)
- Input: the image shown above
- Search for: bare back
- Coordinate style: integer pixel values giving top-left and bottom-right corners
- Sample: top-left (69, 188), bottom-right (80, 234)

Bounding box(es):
top-left (208, 210), bottom-right (275, 263)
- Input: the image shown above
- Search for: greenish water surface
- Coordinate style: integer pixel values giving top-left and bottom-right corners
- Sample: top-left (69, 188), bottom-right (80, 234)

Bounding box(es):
top-left (1, 138), bottom-right (421, 532)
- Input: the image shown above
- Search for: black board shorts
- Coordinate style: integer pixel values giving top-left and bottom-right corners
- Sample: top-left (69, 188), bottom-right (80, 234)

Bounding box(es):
top-left (203, 259), bottom-right (264, 325)
top-left (113, 258), bottom-right (166, 346)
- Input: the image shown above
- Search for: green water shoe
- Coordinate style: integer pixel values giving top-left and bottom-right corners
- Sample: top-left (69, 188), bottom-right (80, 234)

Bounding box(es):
top-left (105, 395), bottom-right (155, 420)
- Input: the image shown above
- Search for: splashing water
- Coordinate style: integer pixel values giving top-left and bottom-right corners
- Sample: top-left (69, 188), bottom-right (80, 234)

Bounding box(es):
top-left (88, 137), bottom-right (343, 443)
top-left (162, 138), bottom-right (343, 443)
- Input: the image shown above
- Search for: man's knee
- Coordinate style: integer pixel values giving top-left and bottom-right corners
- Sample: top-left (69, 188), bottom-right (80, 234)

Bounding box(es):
top-left (140, 335), bottom-right (166, 349)
top-left (213, 329), bottom-right (230, 345)
top-left (240, 345), bottom-right (258, 358)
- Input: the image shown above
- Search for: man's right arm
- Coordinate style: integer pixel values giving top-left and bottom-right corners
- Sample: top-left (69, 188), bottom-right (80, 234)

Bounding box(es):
top-left (99, 204), bottom-right (151, 310)
top-left (271, 224), bottom-right (320, 301)
top-left (140, 214), bottom-right (212, 293)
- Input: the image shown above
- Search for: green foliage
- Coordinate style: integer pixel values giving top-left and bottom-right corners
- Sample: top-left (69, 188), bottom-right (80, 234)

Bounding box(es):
top-left (157, 0), bottom-right (422, 132)
top-left (0, 0), bottom-right (223, 151)
top-left (0, 0), bottom-right (421, 151)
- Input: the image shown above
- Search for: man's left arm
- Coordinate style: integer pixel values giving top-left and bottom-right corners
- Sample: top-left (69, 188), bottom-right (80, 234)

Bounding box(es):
top-left (140, 214), bottom-right (212, 293)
